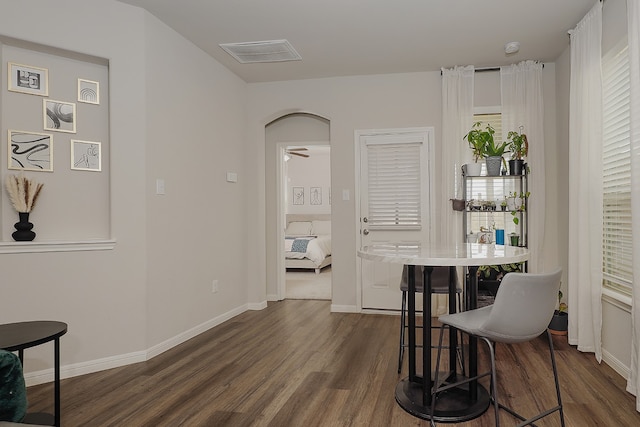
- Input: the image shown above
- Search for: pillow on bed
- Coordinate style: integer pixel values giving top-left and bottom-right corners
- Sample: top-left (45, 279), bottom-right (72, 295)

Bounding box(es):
top-left (311, 220), bottom-right (331, 235)
top-left (285, 221), bottom-right (313, 236)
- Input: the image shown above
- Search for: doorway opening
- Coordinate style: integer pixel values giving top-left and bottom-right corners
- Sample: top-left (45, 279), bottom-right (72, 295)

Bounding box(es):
top-left (281, 144), bottom-right (332, 300)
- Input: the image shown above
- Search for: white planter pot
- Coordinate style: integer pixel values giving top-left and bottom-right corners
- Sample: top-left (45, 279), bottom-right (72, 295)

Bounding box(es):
top-left (464, 162), bottom-right (483, 176)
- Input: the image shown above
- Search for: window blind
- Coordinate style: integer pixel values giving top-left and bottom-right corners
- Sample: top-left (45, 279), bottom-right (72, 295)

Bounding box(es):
top-left (367, 142), bottom-right (421, 230)
top-left (602, 43), bottom-right (632, 296)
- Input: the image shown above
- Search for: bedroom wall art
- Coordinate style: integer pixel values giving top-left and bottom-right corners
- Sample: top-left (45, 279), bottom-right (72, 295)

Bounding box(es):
top-left (7, 129), bottom-right (53, 172)
top-left (310, 187), bottom-right (321, 205)
top-left (7, 62), bottom-right (48, 96)
top-left (293, 186), bottom-right (304, 205)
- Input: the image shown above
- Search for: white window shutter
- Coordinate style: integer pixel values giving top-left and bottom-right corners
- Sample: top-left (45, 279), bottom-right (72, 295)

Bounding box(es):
top-left (602, 43), bottom-right (632, 295)
top-left (367, 143), bottom-right (421, 230)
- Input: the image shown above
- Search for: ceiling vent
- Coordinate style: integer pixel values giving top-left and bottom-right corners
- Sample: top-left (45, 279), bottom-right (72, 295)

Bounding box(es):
top-left (219, 39), bottom-right (302, 64)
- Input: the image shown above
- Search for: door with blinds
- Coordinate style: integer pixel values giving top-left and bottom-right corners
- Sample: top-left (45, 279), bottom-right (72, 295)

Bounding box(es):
top-left (358, 128), bottom-right (433, 310)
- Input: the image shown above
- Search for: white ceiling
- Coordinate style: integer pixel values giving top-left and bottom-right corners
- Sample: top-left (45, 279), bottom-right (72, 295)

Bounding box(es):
top-left (115, 0), bottom-right (595, 83)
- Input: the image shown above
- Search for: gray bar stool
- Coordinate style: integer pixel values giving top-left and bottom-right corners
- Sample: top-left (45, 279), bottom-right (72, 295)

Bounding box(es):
top-left (430, 269), bottom-right (565, 427)
top-left (398, 265), bottom-right (464, 374)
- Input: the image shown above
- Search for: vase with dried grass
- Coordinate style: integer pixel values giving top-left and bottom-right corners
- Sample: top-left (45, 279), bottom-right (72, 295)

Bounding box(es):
top-left (4, 174), bottom-right (44, 241)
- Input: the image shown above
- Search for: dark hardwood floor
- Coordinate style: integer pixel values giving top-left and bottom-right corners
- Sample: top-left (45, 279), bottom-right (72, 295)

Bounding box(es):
top-left (25, 300), bottom-right (640, 426)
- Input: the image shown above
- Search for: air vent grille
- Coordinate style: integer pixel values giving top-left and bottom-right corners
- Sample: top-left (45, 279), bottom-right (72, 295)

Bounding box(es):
top-left (219, 39), bottom-right (302, 64)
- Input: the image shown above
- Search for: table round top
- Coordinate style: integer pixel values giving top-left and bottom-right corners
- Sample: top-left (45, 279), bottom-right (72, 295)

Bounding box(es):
top-left (0, 320), bottom-right (67, 351)
top-left (358, 242), bottom-right (529, 267)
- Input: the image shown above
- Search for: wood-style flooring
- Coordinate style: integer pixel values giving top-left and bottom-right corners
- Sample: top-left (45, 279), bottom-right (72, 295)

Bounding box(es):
top-left (25, 300), bottom-right (640, 426)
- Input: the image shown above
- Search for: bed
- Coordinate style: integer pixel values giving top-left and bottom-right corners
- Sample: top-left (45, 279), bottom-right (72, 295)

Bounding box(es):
top-left (285, 219), bottom-right (331, 274)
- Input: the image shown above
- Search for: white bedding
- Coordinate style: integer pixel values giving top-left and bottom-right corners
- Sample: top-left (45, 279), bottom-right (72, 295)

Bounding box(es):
top-left (285, 234), bottom-right (332, 266)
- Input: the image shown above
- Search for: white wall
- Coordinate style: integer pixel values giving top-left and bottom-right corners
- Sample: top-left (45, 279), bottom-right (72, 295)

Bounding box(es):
top-left (286, 150), bottom-right (331, 215)
top-left (248, 69), bottom-right (561, 311)
top-left (0, 0), bottom-right (250, 381)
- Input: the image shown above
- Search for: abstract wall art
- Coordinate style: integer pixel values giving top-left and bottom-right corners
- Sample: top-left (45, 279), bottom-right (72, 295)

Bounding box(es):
top-left (43, 99), bottom-right (76, 133)
top-left (8, 130), bottom-right (53, 172)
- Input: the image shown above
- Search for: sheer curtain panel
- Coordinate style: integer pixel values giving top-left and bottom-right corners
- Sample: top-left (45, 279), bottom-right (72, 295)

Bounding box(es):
top-left (440, 65), bottom-right (474, 246)
top-left (626, 0), bottom-right (640, 411)
top-left (568, 2), bottom-right (603, 360)
top-left (500, 61), bottom-right (545, 272)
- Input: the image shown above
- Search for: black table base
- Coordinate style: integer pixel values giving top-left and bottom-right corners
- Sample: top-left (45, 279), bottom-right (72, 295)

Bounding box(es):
top-left (395, 375), bottom-right (490, 422)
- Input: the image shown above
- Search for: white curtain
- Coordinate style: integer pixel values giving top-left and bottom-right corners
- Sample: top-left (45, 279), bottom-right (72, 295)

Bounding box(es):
top-left (440, 66), bottom-right (475, 246)
top-left (567, 2), bottom-right (603, 360)
top-left (500, 61), bottom-right (545, 272)
top-left (439, 66), bottom-right (474, 315)
top-left (627, 0), bottom-right (640, 411)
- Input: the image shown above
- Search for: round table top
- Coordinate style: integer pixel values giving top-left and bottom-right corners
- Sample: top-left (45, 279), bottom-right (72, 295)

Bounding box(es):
top-left (358, 242), bottom-right (529, 267)
top-left (0, 320), bottom-right (67, 351)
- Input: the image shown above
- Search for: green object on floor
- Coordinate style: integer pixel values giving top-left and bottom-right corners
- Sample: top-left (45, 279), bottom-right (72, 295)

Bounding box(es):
top-left (0, 350), bottom-right (27, 422)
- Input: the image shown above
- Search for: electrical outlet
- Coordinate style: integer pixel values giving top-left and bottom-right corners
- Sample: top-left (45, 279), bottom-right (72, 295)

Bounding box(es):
top-left (212, 280), bottom-right (219, 293)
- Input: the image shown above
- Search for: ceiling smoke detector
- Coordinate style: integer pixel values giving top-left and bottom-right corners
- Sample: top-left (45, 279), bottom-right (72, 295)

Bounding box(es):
top-left (504, 41), bottom-right (520, 55)
top-left (219, 39), bottom-right (302, 64)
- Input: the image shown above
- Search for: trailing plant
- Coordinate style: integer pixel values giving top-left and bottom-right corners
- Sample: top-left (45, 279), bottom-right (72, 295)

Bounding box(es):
top-left (477, 262), bottom-right (524, 280)
top-left (511, 191), bottom-right (530, 225)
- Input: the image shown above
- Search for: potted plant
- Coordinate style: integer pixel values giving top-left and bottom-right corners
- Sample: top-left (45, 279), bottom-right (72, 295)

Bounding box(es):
top-left (463, 122), bottom-right (492, 176)
top-left (548, 289), bottom-right (568, 335)
top-left (479, 124), bottom-right (509, 176)
top-left (500, 198), bottom-right (507, 211)
top-left (506, 126), bottom-right (529, 175)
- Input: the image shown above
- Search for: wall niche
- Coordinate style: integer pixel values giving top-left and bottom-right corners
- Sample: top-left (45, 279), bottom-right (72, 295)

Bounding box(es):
top-left (1, 37), bottom-right (110, 243)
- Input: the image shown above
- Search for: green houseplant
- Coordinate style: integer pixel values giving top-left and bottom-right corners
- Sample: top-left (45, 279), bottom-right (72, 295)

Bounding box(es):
top-left (464, 122), bottom-right (508, 176)
top-left (506, 126), bottom-right (529, 175)
top-left (548, 289), bottom-right (568, 335)
top-left (463, 122), bottom-right (492, 176)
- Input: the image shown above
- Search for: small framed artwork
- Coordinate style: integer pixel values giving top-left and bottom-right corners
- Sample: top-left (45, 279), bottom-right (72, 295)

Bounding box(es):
top-left (8, 129), bottom-right (53, 172)
top-left (293, 187), bottom-right (304, 205)
top-left (310, 187), bottom-right (322, 205)
top-left (77, 78), bottom-right (99, 105)
top-left (7, 62), bottom-right (49, 96)
top-left (71, 140), bottom-right (101, 171)
top-left (43, 99), bottom-right (76, 133)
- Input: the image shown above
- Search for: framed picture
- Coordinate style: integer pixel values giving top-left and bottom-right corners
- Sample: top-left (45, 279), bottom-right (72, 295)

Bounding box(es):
top-left (293, 187), bottom-right (304, 205)
top-left (71, 140), bottom-right (101, 171)
top-left (7, 62), bottom-right (49, 96)
top-left (8, 129), bottom-right (53, 172)
top-left (43, 99), bottom-right (76, 133)
top-left (310, 187), bottom-right (322, 205)
top-left (77, 78), bottom-right (99, 105)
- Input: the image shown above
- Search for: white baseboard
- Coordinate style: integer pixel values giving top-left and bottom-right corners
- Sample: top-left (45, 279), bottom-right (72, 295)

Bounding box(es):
top-left (23, 303), bottom-right (250, 387)
top-left (266, 293), bottom-right (279, 301)
top-left (602, 348), bottom-right (630, 380)
top-left (330, 304), bottom-right (358, 313)
top-left (248, 300), bottom-right (268, 310)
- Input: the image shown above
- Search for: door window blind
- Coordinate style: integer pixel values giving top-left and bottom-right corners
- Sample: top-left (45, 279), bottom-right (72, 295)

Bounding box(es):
top-left (602, 42), bottom-right (632, 296)
top-left (367, 142), bottom-right (421, 230)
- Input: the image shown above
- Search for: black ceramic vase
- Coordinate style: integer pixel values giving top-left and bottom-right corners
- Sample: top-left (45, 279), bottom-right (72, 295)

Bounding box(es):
top-left (12, 212), bottom-right (36, 241)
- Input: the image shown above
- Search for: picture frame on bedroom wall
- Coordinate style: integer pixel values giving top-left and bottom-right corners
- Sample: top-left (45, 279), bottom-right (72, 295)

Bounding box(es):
top-left (310, 187), bottom-right (322, 205)
top-left (293, 187), bottom-right (304, 205)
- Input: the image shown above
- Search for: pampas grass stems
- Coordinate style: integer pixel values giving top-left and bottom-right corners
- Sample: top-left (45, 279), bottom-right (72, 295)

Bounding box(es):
top-left (5, 174), bottom-right (44, 213)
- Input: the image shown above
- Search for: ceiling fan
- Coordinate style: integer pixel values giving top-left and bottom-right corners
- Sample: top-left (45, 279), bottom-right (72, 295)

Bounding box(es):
top-left (285, 147), bottom-right (309, 158)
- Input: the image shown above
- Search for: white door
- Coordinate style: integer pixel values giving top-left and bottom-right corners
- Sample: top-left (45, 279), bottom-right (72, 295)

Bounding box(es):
top-left (358, 128), bottom-right (434, 310)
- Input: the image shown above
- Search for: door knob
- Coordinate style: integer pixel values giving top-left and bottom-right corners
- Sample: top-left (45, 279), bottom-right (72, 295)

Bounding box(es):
top-left (362, 229), bottom-right (369, 235)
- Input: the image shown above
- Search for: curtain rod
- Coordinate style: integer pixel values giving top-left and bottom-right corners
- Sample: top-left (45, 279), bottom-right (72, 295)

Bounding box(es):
top-left (440, 63), bottom-right (544, 75)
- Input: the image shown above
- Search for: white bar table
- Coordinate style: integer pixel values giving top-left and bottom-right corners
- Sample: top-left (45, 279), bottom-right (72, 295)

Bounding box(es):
top-left (358, 242), bottom-right (529, 422)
